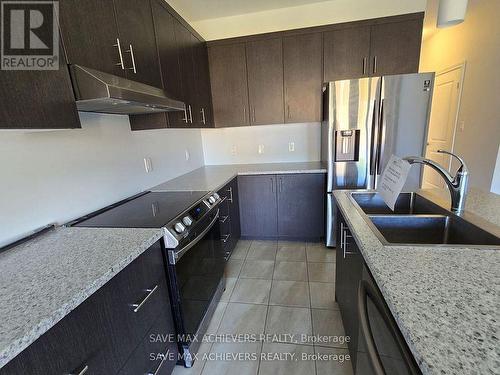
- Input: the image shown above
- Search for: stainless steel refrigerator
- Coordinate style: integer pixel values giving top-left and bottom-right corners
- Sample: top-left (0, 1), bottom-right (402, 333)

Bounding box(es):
top-left (322, 72), bottom-right (435, 247)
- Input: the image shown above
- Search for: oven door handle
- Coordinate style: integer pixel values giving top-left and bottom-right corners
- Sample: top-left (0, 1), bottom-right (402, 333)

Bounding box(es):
top-left (168, 209), bottom-right (220, 265)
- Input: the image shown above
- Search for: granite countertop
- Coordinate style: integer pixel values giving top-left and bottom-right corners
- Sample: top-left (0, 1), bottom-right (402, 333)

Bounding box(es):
top-left (334, 190), bottom-right (500, 375)
top-left (0, 226), bottom-right (163, 368)
top-left (151, 162), bottom-right (327, 192)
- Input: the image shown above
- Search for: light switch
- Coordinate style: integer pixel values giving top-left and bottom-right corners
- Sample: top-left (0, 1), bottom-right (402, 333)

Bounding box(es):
top-left (289, 142), bottom-right (295, 152)
top-left (258, 144), bottom-right (265, 154)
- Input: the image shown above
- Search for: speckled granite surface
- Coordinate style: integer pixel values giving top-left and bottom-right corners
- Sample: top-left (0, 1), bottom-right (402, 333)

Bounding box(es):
top-left (420, 187), bottom-right (500, 227)
top-left (334, 190), bottom-right (500, 375)
top-left (0, 226), bottom-right (163, 369)
top-left (151, 162), bottom-right (327, 192)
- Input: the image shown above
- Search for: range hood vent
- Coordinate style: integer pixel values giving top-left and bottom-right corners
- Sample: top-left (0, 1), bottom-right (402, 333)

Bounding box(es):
top-left (69, 65), bottom-right (185, 115)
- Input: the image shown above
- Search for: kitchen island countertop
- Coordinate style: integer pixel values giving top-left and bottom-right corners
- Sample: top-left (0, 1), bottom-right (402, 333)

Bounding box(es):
top-left (334, 190), bottom-right (500, 375)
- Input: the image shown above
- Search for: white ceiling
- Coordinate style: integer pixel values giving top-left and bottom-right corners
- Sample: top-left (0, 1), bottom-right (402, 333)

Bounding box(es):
top-left (166, 0), bottom-right (332, 21)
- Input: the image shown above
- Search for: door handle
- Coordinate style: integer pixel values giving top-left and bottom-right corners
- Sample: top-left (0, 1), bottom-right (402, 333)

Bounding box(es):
top-left (188, 105), bottom-right (193, 123)
top-left (131, 285), bottom-right (158, 313)
top-left (113, 38), bottom-right (125, 70)
top-left (201, 108), bottom-right (206, 124)
top-left (126, 44), bottom-right (137, 74)
top-left (69, 365), bottom-right (89, 375)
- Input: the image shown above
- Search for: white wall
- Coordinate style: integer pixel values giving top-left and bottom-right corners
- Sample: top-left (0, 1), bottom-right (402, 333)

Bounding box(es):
top-left (201, 122), bottom-right (321, 165)
top-left (420, 0), bottom-right (500, 192)
top-left (0, 113), bottom-right (204, 247)
top-left (181, 0), bottom-right (426, 40)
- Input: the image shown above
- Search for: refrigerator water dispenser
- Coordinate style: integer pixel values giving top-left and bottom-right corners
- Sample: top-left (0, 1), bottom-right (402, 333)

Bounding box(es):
top-left (335, 129), bottom-right (360, 161)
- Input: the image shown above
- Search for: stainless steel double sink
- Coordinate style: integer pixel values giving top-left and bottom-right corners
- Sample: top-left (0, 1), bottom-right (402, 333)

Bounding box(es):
top-left (349, 192), bottom-right (500, 247)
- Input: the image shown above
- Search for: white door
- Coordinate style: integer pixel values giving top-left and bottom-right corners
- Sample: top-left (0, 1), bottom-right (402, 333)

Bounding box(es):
top-left (422, 65), bottom-right (464, 189)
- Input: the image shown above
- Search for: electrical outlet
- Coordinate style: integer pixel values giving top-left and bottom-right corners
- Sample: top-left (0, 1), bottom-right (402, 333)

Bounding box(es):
top-left (143, 157), bottom-right (153, 173)
top-left (289, 142), bottom-right (295, 152)
top-left (258, 144), bottom-right (265, 154)
top-left (231, 145), bottom-right (237, 156)
top-left (185, 149), bottom-right (190, 161)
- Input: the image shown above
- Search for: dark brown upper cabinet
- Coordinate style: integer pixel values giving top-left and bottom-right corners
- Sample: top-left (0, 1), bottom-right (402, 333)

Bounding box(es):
top-left (209, 43), bottom-right (250, 127)
top-left (167, 20), bottom-right (196, 128)
top-left (151, 0), bottom-right (183, 100)
top-left (323, 26), bottom-right (371, 81)
top-left (0, 49), bottom-right (80, 130)
top-left (192, 37), bottom-right (214, 127)
top-left (60, 0), bottom-right (162, 88)
top-left (369, 19), bottom-right (423, 76)
top-left (246, 38), bottom-right (284, 125)
top-left (113, 0), bottom-right (163, 88)
top-left (283, 33), bottom-right (323, 123)
top-left (59, 0), bottom-right (125, 77)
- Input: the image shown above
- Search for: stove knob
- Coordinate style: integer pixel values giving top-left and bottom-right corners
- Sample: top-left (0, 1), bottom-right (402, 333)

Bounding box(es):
top-left (213, 193), bottom-right (220, 200)
top-left (208, 196), bottom-right (216, 204)
top-left (182, 216), bottom-right (193, 226)
top-left (174, 222), bottom-right (186, 234)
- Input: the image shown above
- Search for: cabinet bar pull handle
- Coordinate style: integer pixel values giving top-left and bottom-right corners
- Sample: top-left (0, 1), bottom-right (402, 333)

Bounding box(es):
top-left (227, 187), bottom-right (233, 203)
top-left (201, 108), bottom-right (206, 124)
top-left (148, 352), bottom-right (168, 375)
top-left (182, 106), bottom-right (189, 123)
top-left (243, 107), bottom-right (246, 122)
top-left (221, 234), bottom-right (231, 243)
top-left (114, 38), bottom-right (125, 69)
top-left (373, 56), bottom-right (377, 74)
top-left (126, 44), bottom-right (137, 74)
top-left (188, 105), bottom-right (193, 123)
top-left (252, 108), bottom-right (256, 123)
top-left (220, 215), bottom-right (229, 223)
top-left (132, 285), bottom-right (158, 313)
top-left (69, 365), bottom-right (89, 375)
top-left (362, 57), bottom-right (367, 75)
top-left (271, 178), bottom-right (274, 193)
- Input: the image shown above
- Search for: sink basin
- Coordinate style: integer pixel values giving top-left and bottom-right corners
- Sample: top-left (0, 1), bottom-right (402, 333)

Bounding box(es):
top-left (351, 192), bottom-right (446, 215)
top-left (368, 214), bottom-right (500, 246)
top-left (349, 192), bottom-right (500, 247)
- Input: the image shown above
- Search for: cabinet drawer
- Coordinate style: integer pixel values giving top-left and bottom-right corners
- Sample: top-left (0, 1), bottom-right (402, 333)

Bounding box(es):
top-left (118, 309), bottom-right (178, 375)
top-left (102, 242), bottom-right (172, 366)
top-left (0, 283), bottom-right (118, 374)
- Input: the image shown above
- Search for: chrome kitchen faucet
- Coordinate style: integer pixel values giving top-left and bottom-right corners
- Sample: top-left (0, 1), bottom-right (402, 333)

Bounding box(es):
top-left (403, 150), bottom-right (469, 214)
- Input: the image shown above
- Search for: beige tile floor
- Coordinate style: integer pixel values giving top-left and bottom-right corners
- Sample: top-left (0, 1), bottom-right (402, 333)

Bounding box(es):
top-left (173, 240), bottom-right (354, 375)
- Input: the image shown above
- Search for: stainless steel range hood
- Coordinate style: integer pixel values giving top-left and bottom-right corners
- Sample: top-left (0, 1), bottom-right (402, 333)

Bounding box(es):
top-left (69, 65), bottom-right (185, 115)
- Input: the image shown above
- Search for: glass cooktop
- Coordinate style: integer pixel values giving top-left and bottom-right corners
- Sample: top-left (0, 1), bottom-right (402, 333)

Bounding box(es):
top-left (73, 191), bottom-right (208, 228)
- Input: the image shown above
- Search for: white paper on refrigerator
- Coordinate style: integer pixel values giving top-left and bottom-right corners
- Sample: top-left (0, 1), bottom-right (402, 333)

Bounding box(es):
top-left (377, 155), bottom-right (412, 210)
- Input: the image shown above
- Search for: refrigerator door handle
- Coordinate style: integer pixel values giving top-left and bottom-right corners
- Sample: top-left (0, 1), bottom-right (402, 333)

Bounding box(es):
top-left (369, 99), bottom-right (378, 177)
top-left (375, 99), bottom-right (385, 174)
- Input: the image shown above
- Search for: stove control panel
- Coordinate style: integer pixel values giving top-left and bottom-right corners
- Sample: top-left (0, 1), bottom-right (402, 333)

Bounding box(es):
top-left (167, 192), bottom-right (221, 241)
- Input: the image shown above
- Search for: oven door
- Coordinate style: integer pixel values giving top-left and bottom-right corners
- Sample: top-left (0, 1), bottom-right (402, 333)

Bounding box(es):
top-left (165, 209), bottom-right (225, 366)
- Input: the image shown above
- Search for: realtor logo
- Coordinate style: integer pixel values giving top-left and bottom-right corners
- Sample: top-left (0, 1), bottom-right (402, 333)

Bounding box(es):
top-left (1, 1), bottom-right (59, 70)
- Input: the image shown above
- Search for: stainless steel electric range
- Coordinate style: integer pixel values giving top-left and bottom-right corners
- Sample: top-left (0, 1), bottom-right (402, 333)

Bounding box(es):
top-left (72, 190), bottom-right (225, 367)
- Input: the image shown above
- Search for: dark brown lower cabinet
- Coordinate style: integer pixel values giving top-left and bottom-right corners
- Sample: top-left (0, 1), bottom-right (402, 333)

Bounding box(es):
top-left (336, 210), bottom-right (363, 371)
top-left (238, 175), bottom-right (278, 238)
top-left (218, 177), bottom-right (241, 258)
top-left (277, 174), bottom-right (325, 239)
top-left (238, 173), bottom-right (325, 240)
top-left (0, 242), bottom-right (178, 375)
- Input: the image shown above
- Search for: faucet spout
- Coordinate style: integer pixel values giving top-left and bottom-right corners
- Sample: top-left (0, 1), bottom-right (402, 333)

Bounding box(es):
top-left (403, 150), bottom-right (469, 214)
